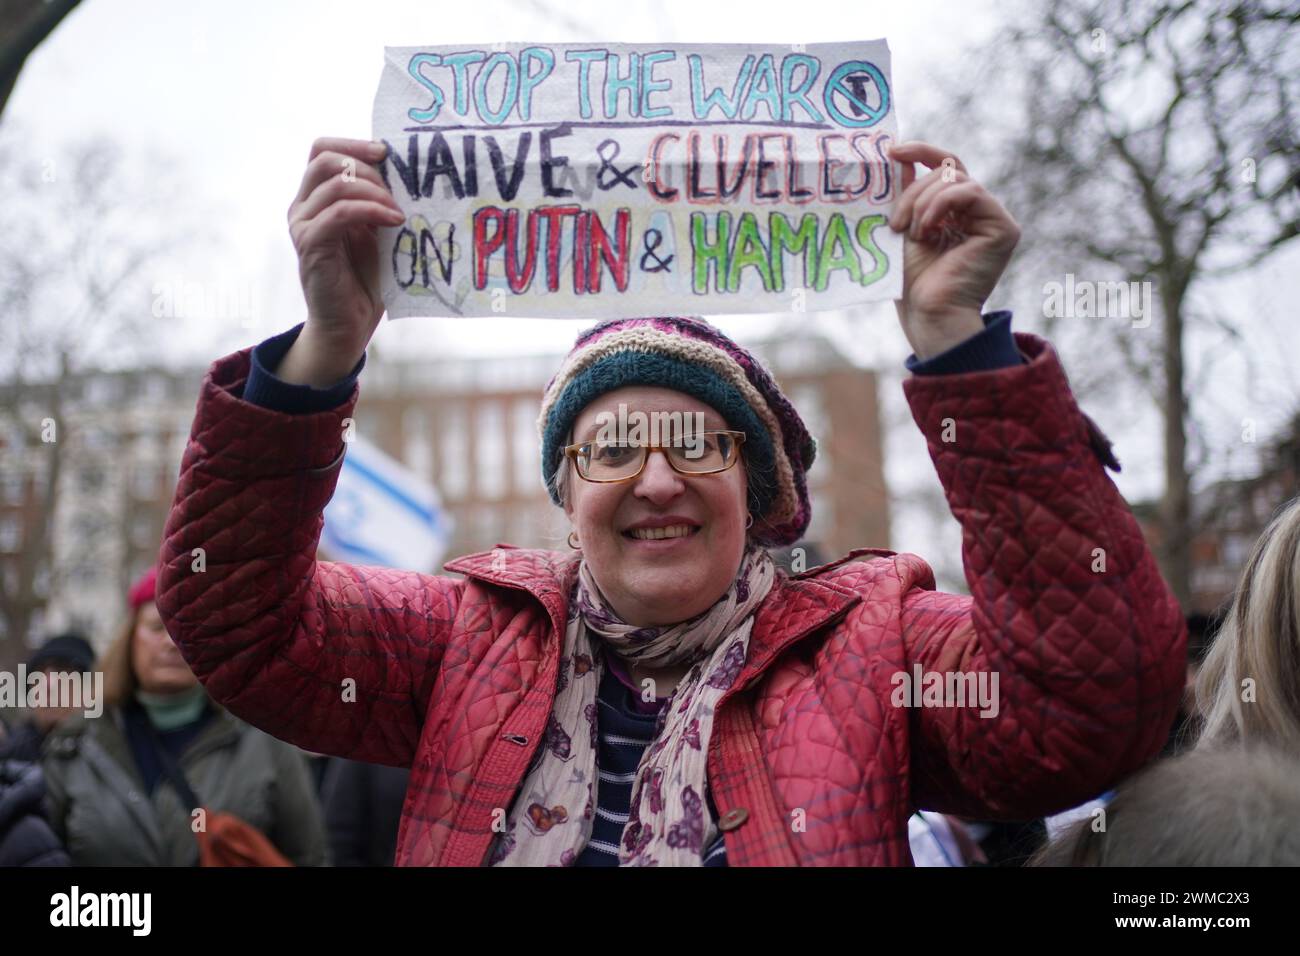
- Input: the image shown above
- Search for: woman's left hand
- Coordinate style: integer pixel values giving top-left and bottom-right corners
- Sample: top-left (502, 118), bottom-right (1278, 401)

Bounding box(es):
top-left (888, 141), bottom-right (1021, 360)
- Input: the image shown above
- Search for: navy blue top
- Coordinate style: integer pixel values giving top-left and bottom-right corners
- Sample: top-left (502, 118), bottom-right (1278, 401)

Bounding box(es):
top-left (573, 652), bottom-right (728, 866)
top-left (237, 312), bottom-right (1022, 865)
top-left (122, 700), bottom-right (215, 797)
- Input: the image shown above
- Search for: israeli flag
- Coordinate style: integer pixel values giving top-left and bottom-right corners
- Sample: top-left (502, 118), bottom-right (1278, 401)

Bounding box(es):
top-left (321, 434), bottom-right (452, 571)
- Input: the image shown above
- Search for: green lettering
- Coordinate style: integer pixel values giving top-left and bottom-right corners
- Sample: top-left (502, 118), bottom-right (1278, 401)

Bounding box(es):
top-left (691, 212), bottom-right (731, 294)
top-left (814, 212), bottom-right (862, 291)
top-left (769, 212), bottom-right (820, 292)
top-left (855, 214), bottom-right (889, 286)
top-left (726, 212), bottom-right (774, 292)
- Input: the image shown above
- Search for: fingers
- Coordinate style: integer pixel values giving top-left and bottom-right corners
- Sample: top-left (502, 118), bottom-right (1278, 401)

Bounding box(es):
top-left (290, 200), bottom-right (405, 249)
top-left (889, 141), bottom-right (971, 233)
top-left (309, 137), bottom-right (387, 164)
top-left (898, 151), bottom-right (917, 193)
top-left (294, 149), bottom-right (390, 207)
top-left (891, 166), bottom-right (967, 234)
top-left (914, 180), bottom-right (1020, 248)
top-left (293, 176), bottom-right (402, 225)
top-left (888, 141), bottom-right (967, 175)
top-left (916, 181), bottom-right (983, 236)
top-left (290, 142), bottom-right (404, 248)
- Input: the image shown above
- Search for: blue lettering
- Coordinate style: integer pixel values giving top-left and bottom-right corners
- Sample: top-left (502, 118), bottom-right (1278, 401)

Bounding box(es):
top-left (780, 55), bottom-right (824, 122)
top-left (473, 52), bottom-right (519, 125)
top-left (740, 53), bottom-right (780, 121)
top-left (518, 47), bottom-right (555, 121)
top-left (566, 49), bottom-right (606, 120)
top-left (604, 52), bottom-right (641, 118)
top-left (689, 53), bottom-right (755, 120)
top-left (407, 53), bottom-right (445, 123)
top-left (443, 51), bottom-right (487, 116)
top-left (640, 50), bottom-right (676, 119)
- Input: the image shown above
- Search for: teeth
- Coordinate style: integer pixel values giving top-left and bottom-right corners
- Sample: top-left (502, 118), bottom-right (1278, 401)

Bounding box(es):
top-left (629, 524), bottom-right (696, 540)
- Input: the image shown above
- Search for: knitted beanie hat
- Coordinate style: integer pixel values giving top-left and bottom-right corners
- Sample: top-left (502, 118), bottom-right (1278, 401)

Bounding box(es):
top-left (128, 566), bottom-right (158, 610)
top-left (538, 316), bottom-right (816, 547)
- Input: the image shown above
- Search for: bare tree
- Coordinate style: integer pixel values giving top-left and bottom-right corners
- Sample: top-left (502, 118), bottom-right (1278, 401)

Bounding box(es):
top-left (0, 131), bottom-right (180, 669)
top-left (925, 0), bottom-right (1299, 607)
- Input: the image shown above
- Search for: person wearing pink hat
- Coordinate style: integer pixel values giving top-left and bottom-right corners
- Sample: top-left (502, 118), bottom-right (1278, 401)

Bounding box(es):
top-left (39, 567), bottom-right (329, 866)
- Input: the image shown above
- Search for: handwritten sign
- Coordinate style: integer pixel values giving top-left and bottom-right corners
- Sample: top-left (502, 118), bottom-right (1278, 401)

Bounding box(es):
top-left (371, 41), bottom-right (900, 319)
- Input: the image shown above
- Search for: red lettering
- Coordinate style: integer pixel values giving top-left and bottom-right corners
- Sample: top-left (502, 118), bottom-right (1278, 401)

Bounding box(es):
top-left (587, 208), bottom-right (631, 293)
top-left (503, 208), bottom-right (539, 293)
top-left (573, 209), bottom-right (589, 293)
top-left (473, 207), bottom-right (506, 289)
top-left (534, 205), bottom-right (582, 292)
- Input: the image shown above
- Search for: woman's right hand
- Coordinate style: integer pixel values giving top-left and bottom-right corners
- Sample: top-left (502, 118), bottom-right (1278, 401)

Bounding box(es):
top-left (280, 137), bottom-right (405, 386)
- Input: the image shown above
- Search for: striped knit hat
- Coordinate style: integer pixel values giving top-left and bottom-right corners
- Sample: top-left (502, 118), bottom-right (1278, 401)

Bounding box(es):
top-left (538, 316), bottom-right (816, 547)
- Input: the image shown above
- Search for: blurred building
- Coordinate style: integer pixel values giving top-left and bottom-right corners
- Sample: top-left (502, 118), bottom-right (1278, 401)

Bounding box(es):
top-left (0, 368), bottom-right (193, 660)
top-left (1137, 413), bottom-right (1300, 615)
top-left (3, 329), bottom-right (889, 661)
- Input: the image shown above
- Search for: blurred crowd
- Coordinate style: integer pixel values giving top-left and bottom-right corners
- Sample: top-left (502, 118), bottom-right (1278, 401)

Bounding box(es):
top-left (4, 498), bottom-right (1300, 868)
top-left (0, 566), bottom-right (404, 867)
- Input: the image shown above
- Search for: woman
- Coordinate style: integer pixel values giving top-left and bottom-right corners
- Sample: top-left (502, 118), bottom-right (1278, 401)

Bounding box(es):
top-left (42, 568), bottom-right (328, 866)
top-left (155, 137), bottom-right (1186, 866)
top-left (1195, 496), bottom-right (1300, 751)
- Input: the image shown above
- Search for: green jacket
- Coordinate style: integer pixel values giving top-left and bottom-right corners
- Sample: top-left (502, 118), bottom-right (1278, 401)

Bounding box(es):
top-left (42, 702), bottom-right (327, 866)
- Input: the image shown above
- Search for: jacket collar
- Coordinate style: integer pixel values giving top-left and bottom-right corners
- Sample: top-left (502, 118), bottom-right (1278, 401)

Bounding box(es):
top-left (443, 546), bottom-right (862, 690)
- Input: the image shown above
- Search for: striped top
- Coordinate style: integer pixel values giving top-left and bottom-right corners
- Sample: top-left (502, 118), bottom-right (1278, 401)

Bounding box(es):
top-left (575, 654), bottom-right (727, 867)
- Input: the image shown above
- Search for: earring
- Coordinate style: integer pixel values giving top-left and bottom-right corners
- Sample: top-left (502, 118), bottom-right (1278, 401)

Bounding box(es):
top-left (745, 513), bottom-right (754, 529)
top-left (567, 530), bottom-right (581, 549)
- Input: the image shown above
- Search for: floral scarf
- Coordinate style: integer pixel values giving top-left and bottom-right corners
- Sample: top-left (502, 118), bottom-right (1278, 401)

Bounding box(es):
top-left (488, 545), bottom-right (776, 866)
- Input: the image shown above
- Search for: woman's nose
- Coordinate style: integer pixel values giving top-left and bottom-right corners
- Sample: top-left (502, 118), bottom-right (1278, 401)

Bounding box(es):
top-left (632, 448), bottom-right (686, 504)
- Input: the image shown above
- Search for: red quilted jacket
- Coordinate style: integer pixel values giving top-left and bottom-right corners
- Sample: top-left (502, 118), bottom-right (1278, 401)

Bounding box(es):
top-left (156, 332), bottom-right (1186, 866)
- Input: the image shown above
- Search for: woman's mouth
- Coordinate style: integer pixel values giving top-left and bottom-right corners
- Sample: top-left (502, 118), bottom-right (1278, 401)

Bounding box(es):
top-left (624, 524), bottom-right (701, 541)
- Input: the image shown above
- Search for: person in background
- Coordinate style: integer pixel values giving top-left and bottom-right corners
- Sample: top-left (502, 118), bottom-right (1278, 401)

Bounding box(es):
top-left (41, 567), bottom-right (329, 866)
top-left (0, 758), bottom-right (69, 866)
top-left (1030, 746), bottom-right (1300, 866)
top-left (0, 633), bottom-right (95, 762)
top-left (0, 634), bottom-right (90, 866)
top-left (321, 757), bottom-right (410, 866)
top-left (1196, 496), bottom-right (1300, 751)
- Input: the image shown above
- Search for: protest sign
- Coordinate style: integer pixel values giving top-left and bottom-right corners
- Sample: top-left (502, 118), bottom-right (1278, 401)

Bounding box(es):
top-left (371, 41), bottom-right (900, 318)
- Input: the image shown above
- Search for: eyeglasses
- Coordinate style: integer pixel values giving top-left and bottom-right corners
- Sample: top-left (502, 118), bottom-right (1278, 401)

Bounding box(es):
top-left (563, 430), bottom-right (746, 483)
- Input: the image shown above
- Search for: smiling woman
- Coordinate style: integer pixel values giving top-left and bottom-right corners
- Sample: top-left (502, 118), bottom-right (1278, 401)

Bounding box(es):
top-left (154, 136), bottom-right (1187, 867)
